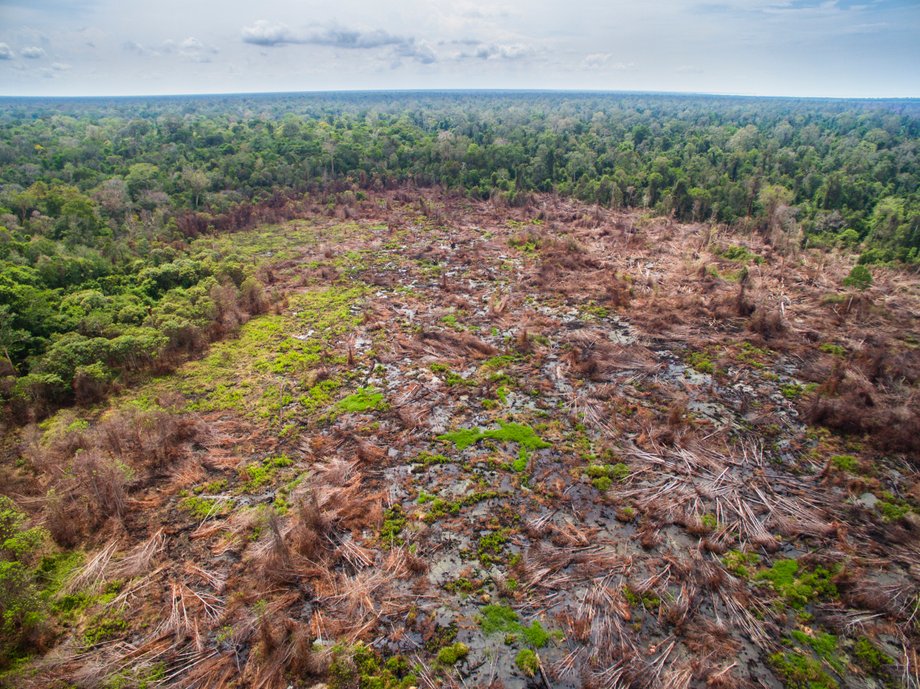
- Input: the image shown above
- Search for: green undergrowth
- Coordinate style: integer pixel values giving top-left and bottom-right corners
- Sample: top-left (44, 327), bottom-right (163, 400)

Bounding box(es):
top-left (180, 495), bottom-right (234, 520)
top-left (379, 505), bottom-right (406, 546)
top-left (83, 610), bottom-right (128, 647)
top-left (584, 462), bottom-right (629, 491)
top-left (722, 550), bottom-right (761, 578)
top-left (335, 387), bottom-right (387, 414)
top-left (437, 421), bottom-right (551, 453)
top-left (328, 643), bottom-right (417, 689)
top-left (478, 604), bottom-right (559, 649)
top-left (515, 649), bottom-right (540, 677)
top-left (240, 454), bottom-right (293, 492)
top-left (788, 630), bottom-right (845, 674)
top-left (769, 650), bottom-right (838, 689)
top-left (685, 350), bottom-right (716, 374)
top-left (0, 497), bottom-right (88, 671)
top-left (101, 662), bottom-right (167, 689)
top-left (138, 285), bottom-right (366, 423)
top-left (476, 529), bottom-right (509, 567)
top-left (417, 490), bottom-right (503, 523)
top-left (719, 245), bottom-right (764, 264)
top-left (413, 452), bottom-right (451, 467)
top-left (623, 587), bottom-right (662, 612)
top-left (875, 492), bottom-right (913, 522)
top-left (436, 642), bottom-right (469, 666)
top-left (829, 454), bottom-right (859, 473)
top-left (755, 559), bottom-right (839, 609)
top-left (852, 637), bottom-right (893, 674)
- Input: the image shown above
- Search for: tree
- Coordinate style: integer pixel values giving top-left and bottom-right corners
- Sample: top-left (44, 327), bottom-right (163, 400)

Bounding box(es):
top-left (182, 167), bottom-right (210, 210)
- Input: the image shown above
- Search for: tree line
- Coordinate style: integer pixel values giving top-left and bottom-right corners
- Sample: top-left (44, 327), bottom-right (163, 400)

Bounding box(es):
top-left (0, 91), bottom-right (917, 416)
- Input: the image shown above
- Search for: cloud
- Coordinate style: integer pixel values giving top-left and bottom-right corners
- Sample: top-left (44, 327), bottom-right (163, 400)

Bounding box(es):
top-left (21, 46), bottom-right (46, 59)
top-left (122, 37), bottom-right (217, 62)
top-left (51, 62), bottom-right (70, 71)
top-left (465, 42), bottom-right (531, 60)
top-left (0, 44), bottom-right (13, 60)
top-left (396, 40), bottom-right (437, 65)
top-left (241, 20), bottom-right (299, 47)
top-left (2, 0), bottom-right (96, 14)
top-left (582, 53), bottom-right (637, 70)
top-left (123, 41), bottom-right (153, 55)
top-left (241, 21), bottom-right (437, 63)
top-left (306, 27), bottom-right (410, 50)
top-left (177, 37), bottom-right (218, 62)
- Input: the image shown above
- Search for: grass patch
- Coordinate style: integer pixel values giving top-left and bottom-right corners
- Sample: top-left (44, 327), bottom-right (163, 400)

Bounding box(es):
top-left (876, 495), bottom-right (911, 522)
top-left (437, 421), bottom-right (551, 452)
top-left (755, 559), bottom-right (838, 609)
top-left (584, 462), bottom-right (629, 491)
top-left (719, 245), bottom-right (764, 264)
top-left (819, 343), bottom-right (847, 357)
top-left (853, 637), bottom-right (892, 674)
top-left (789, 630), bottom-right (844, 674)
top-left (180, 495), bottom-right (233, 520)
top-left (477, 530), bottom-right (508, 566)
top-left (515, 649), bottom-right (539, 677)
top-left (335, 387), bottom-right (387, 413)
top-left (138, 284), bottom-right (365, 423)
top-left (83, 612), bottom-right (127, 647)
top-left (685, 351), bottom-right (715, 374)
top-left (829, 454), bottom-right (858, 472)
top-left (414, 452), bottom-right (451, 467)
top-left (769, 651), bottom-right (838, 689)
top-left (722, 550), bottom-right (760, 578)
top-left (436, 643), bottom-right (469, 665)
top-left (328, 643), bottom-right (416, 689)
top-left (380, 505), bottom-right (406, 546)
top-left (478, 604), bottom-right (557, 657)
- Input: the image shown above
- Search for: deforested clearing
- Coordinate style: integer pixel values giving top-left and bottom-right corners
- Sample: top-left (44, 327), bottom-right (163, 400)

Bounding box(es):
top-left (2, 188), bottom-right (918, 689)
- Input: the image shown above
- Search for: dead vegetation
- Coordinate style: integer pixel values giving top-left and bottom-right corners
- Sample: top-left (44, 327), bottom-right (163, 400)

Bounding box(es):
top-left (2, 189), bottom-right (918, 689)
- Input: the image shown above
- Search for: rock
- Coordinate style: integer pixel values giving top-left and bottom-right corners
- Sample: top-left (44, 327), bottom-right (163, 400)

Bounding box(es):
top-left (857, 492), bottom-right (878, 509)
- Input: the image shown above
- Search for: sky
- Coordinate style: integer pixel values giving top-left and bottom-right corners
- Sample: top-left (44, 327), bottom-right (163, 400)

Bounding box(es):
top-left (0, 0), bottom-right (917, 98)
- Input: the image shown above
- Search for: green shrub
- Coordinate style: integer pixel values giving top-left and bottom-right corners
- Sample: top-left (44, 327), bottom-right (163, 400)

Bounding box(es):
top-left (0, 496), bottom-right (51, 668)
top-left (843, 264), bottom-right (872, 290)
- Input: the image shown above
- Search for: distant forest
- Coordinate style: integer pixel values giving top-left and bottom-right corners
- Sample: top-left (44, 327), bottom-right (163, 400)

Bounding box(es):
top-left (0, 91), bottom-right (918, 414)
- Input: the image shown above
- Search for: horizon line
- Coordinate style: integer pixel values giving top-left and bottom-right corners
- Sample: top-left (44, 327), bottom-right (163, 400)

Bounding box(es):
top-left (1, 88), bottom-right (918, 103)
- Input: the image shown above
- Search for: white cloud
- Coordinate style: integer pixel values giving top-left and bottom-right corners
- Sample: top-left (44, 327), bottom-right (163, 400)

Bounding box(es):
top-left (465, 42), bottom-right (531, 60)
top-left (241, 20), bottom-right (299, 46)
top-left (581, 53), bottom-right (636, 70)
top-left (178, 36), bottom-right (218, 62)
top-left (122, 37), bottom-right (217, 62)
top-left (21, 46), bottom-right (46, 59)
top-left (0, 44), bottom-right (14, 60)
top-left (241, 20), bottom-right (439, 63)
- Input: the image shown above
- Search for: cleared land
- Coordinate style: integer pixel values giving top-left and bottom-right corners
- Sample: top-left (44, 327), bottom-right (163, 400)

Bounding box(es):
top-left (3, 190), bottom-right (919, 689)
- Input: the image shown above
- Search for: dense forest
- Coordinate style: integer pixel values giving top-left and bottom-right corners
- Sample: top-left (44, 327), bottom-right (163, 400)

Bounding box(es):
top-left (0, 92), bottom-right (918, 416)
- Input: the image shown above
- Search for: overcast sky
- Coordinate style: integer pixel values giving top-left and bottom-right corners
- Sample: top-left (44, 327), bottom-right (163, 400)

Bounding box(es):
top-left (0, 0), bottom-right (917, 98)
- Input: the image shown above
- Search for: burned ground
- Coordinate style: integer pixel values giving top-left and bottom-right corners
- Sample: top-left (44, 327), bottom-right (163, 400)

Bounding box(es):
top-left (2, 191), bottom-right (919, 689)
